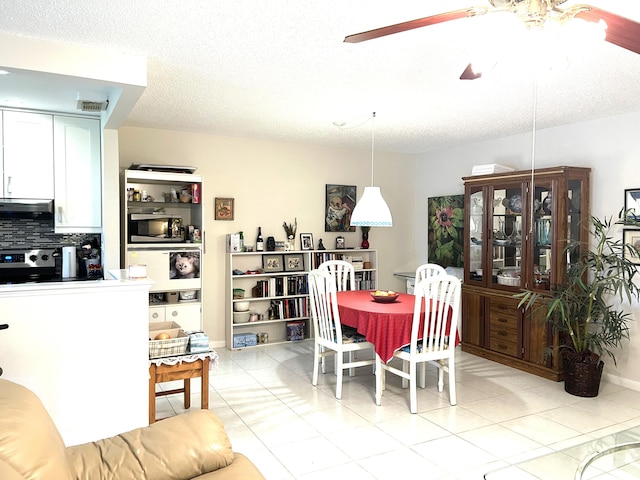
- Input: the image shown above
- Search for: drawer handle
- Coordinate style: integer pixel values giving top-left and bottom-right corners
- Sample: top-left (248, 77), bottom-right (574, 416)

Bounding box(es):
top-left (497, 331), bottom-right (508, 336)
top-left (497, 344), bottom-right (508, 350)
top-left (171, 311), bottom-right (178, 317)
top-left (152, 312), bottom-right (159, 319)
top-left (498, 318), bottom-right (508, 323)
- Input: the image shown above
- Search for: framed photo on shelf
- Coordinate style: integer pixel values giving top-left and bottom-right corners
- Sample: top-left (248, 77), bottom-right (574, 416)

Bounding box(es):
top-left (263, 254), bottom-right (284, 273)
top-left (214, 197), bottom-right (234, 220)
top-left (624, 189), bottom-right (640, 220)
top-left (623, 229), bottom-right (640, 265)
top-left (284, 253), bottom-right (304, 272)
top-left (300, 233), bottom-right (313, 251)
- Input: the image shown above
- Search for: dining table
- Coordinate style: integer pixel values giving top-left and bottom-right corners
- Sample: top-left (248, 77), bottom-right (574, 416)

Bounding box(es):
top-left (336, 290), bottom-right (459, 363)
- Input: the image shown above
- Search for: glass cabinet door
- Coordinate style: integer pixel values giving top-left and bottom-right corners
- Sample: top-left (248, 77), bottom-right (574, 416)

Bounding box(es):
top-left (468, 188), bottom-right (484, 282)
top-left (491, 185), bottom-right (523, 289)
top-left (565, 177), bottom-right (585, 281)
top-left (531, 182), bottom-right (553, 291)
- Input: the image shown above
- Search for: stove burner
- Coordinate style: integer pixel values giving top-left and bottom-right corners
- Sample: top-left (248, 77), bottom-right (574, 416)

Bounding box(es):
top-left (0, 248), bottom-right (60, 284)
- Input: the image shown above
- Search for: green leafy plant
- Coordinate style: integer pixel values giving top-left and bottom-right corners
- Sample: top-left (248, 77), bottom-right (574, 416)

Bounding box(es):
top-left (517, 212), bottom-right (640, 365)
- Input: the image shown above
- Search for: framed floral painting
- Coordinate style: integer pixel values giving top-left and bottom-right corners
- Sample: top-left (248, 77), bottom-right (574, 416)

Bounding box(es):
top-left (428, 195), bottom-right (464, 268)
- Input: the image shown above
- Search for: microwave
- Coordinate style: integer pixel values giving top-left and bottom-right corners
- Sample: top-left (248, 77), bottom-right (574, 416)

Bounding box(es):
top-left (128, 214), bottom-right (184, 243)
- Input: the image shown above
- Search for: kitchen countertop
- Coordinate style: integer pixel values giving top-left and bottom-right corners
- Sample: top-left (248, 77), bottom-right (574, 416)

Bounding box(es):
top-left (0, 271), bottom-right (154, 295)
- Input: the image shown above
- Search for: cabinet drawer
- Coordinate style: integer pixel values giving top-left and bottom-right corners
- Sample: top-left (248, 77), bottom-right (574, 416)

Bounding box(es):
top-left (166, 303), bottom-right (201, 331)
top-left (149, 306), bottom-right (166, 323)
top-left (489, 307), bottom-right (519, 330)
top-left (489, 337), bottom-right (520, 357)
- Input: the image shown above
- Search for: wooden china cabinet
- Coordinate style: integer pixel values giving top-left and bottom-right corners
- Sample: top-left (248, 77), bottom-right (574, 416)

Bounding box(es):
top-left (461, 166), bottom-right (590, 381)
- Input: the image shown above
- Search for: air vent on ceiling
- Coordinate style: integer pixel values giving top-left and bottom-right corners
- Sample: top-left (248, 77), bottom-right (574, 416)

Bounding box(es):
top-left (77, 99), bottom-right (109, 112)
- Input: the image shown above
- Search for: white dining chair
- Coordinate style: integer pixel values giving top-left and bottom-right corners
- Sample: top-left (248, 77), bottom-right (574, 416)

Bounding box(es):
top-left (413, 263), bottom-right (446, 387)
top-left (375, 274), bottom-right (461, 413)
top-left (308, 269), bottom-right (375, 399)
top-left (318, 259), bottom-right (360, 375)
top-left (318, 259), bottom-right (355, 292)
top-left (414, 263), bottom-right (446, 287)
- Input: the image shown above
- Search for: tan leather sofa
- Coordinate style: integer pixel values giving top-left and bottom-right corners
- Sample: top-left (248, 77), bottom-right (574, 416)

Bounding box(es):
top-left (0, 379), bottom-right (265, 480)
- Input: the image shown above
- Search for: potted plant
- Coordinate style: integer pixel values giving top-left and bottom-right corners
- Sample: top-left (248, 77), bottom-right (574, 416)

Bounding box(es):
top-left (517, 212), bottom-right (640, 397)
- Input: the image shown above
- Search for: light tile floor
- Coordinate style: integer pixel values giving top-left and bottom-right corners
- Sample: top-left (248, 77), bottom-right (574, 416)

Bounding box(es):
top-left (156, 343), bottom-right (640, 479)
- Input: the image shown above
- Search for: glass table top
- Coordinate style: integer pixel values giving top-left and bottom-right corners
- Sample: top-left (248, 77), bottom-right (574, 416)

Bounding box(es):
top-left (484, 424), bottom-right (640, 479)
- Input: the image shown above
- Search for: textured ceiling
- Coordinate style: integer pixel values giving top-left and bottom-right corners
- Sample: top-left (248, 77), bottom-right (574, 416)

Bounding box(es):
top-left (1, 0), bottom-right (640, 154)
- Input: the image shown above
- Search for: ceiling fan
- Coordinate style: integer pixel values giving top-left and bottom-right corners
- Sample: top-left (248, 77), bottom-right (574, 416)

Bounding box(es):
top-left (344, 1), bottom-right (640, 79)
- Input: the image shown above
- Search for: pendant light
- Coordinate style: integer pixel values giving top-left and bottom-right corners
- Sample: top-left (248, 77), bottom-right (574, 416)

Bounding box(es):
top-left (350, 112), bottom-right (393, 227)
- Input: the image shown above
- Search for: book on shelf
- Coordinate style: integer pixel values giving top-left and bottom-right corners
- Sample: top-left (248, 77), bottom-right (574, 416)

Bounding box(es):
top-left (344, 255), bottom-right (364, 271)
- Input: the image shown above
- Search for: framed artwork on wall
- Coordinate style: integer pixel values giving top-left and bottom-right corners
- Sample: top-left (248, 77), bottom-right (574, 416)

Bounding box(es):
top-left (214, 197), bottom-right (234, 220)
top-left (325, 184), bottom-right (356, 232)
top-left (427, 194), bottom-right (464, 268)
top-left (623, 229), bottom-right (640, 265)
top-left (624, 188), bottom-right (640, 220)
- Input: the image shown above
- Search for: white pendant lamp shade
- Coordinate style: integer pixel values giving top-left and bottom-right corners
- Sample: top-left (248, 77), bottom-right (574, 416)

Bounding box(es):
top-left (349, 112), bottom-right (393, 227)
top-left (350, 186), bottom-right (392, 227)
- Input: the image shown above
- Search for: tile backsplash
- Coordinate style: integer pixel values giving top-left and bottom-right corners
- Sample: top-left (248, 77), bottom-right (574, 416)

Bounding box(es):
top-left (0, 217), bottom-right (100, 249)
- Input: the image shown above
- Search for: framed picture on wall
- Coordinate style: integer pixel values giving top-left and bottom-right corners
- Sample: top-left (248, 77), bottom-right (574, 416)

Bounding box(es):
top-left (623, 229), bottom-right (640, 265)
top-left (427, 194), bottom-right (464, 268)
top-left (624, 189), bottom-right (640, 220)
top-left (325, 184), bottom-right (356, 232)
top-left (214, 197), bottom-right (234, 220)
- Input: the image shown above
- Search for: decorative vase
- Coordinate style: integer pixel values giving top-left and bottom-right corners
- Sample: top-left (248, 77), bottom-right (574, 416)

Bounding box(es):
top-left (285, 235), bottom-right (295, 251)
top-left (361, 232), bottom-right (369, 249)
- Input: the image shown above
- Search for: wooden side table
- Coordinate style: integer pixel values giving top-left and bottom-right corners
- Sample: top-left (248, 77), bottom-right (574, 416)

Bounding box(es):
top-left (148, 353), bottom-right (212, 424)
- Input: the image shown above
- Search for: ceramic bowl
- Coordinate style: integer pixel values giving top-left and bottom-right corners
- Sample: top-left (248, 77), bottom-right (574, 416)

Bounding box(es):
top-left (370, 290), bottom-right (399, 303)
top-left (233, 311), bottom-right (251, 323)
top-left (233, 301), bottom-right (250, 312)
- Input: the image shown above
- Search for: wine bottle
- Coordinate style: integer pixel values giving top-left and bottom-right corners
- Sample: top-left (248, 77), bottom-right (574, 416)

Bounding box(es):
top-left (256, 227), bottom-right (264, 251)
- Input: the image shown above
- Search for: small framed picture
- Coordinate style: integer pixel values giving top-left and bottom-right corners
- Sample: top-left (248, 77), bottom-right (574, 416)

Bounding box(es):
top-left (263, 254), bottom-right (284, 273)
top-left (300, 233), bottom-right (314, 251)
top-left (214, 197), bottom-right (234, 220)
top-left (284, 253), bottom-right (305, 272)
top-left (624, 189), bottom-right (640, 220)
top-left (623, 229), bottom-right (640, 265)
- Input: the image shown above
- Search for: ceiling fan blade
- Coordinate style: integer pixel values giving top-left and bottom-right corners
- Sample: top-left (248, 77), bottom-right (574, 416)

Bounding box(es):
top-left (573, 6), bottom-right (640, 55)
top-left (460, 63), bottom-right (483, 80)
top-left (344, 7), bottom-right (487, 43)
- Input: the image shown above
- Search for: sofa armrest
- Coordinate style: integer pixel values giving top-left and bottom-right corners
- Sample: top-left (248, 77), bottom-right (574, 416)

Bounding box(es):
top-left (190, 453), bottom-right (265, 480)
top-left (66, 410), bottom-right (234, 480)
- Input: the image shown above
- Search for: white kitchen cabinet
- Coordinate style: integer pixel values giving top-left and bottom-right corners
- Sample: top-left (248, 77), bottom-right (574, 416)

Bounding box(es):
top-left (53, 115), bottom-right (102, 233)
top-left (2, 110), bottom-right (54, 198)
top-left (149, 303), bottom-right (201, 332)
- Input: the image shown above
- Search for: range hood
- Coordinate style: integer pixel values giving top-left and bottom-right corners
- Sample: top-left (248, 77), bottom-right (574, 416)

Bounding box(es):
top-left (0, 198), bottom-right (54, 219)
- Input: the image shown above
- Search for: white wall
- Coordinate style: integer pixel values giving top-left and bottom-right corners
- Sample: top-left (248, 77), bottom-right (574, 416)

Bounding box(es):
top-left (117, 127), bottom-right (416, 347)
top-left (415, 110), bottom-right (640, 389)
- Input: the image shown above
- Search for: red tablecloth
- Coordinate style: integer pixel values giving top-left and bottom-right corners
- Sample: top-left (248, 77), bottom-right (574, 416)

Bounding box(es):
top-left (337, 290), bottom-right (458, 363)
